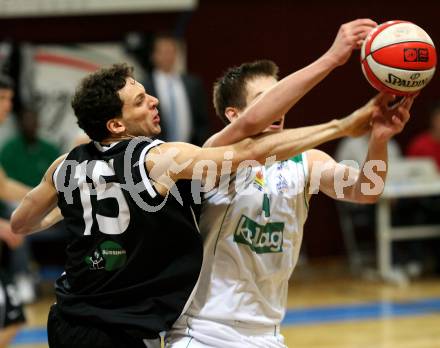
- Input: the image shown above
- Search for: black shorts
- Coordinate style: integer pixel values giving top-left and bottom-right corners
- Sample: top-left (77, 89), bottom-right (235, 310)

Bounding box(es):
top-left (0, 271), bottom-right (26, 328)
top-left (47, 305), bottom-right (160, 348)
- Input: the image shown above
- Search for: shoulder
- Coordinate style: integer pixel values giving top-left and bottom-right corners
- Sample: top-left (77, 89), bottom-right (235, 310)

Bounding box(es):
top-left (46, 154), bottom-right (69, 187)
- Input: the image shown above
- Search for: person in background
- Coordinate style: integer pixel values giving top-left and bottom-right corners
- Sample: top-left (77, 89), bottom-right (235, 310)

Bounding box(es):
top-left (0, 74), bottom-right (27, 348)
top-left (407, 102), bottom-right (440, 170)
top-left (144, 33), bottom-right (209, 145)
top-left (336, 133), bottom-right (401, 166)
top-left (0, 106), bottom-right (60, 187)
top-left (0, 106), bottom-right (61, 303)
top-left (406, 102), bottom-right (440, 273)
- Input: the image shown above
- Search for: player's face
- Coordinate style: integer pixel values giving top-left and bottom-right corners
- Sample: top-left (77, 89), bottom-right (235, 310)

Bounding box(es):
top-left (243, 75), bottom-right (285, 132)
top-left (118, 78), bottom-right (161, 137)
top-left (0, 88), bottom-right (13, 124)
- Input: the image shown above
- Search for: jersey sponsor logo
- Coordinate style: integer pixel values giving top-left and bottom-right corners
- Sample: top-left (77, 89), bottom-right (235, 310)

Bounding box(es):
top-left (85, 241), bottom-right (127, 271)
top-left (276, 173), bottom-right (289, 193)
top-left (234, 215), bottom-right (284, 253)
top-left (253, 169), bottom-right (265, 192)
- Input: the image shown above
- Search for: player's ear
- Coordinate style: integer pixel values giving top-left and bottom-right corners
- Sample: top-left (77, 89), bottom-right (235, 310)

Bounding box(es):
top-left (107, 118), bottom-right (126, 136)
top-left (225, 107), bottom-right (240, 123)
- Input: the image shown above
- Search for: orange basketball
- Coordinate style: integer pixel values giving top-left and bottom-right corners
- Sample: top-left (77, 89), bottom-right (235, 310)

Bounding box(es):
top-left (361, 20), bottom-right (437, 95)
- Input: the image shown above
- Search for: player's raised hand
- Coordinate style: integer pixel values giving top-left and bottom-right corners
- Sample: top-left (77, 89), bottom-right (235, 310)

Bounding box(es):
top-left (325, 18), bottom-right (377, 67)
top-left (370, 93), bottom-right (416, 143)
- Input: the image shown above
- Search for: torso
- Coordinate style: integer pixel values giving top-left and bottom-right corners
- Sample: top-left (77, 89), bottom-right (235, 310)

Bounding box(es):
top-left (186, 154), bottom-right (310, 326)
top-left (53, 139), bottom-right (203, 336)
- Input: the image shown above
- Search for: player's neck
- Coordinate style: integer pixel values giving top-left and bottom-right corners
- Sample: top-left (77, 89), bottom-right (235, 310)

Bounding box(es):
top-left (100, 134), bottom-right (135, 145)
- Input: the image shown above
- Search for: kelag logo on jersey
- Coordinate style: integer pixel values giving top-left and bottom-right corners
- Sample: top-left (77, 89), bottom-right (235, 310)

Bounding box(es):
top-left (85, 241), bottom-right (127, 271)
top-left (234, 215), bottom-right (284, 253)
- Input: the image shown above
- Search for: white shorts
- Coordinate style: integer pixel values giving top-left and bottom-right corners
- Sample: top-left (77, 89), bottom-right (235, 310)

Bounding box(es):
top-left (165, 315), bottom-right (286, 348)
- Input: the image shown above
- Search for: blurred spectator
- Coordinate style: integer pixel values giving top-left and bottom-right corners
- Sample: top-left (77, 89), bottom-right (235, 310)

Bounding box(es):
top-left (336, 133), bottom-right (401, 166)
top-left (405, 103), bottom-right (440, 273)
top-left (144, 34), bottom-right (209, 145)
top-left (0, 74), bottom-right (26, 348)
top-left (0, 106), bottom-right (60, 187)
top-left (407, 102), bottom-right (440, 171)
top-left (0, 106), bottom-right (61, 303)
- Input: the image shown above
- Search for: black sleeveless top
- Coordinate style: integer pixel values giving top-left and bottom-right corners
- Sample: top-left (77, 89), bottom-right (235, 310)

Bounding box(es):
top-left (53, 138), bottom-right (203, 337)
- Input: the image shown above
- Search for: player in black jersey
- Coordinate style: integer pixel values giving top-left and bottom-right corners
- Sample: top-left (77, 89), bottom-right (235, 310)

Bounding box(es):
top-left (0, 74), bottom-right (27, 348)
top-left (10, 63), bottom-right (379, 347)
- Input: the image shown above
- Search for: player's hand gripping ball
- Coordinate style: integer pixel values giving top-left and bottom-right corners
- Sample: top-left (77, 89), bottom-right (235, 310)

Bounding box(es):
top-left (361, 20), bottom-right (437, 95)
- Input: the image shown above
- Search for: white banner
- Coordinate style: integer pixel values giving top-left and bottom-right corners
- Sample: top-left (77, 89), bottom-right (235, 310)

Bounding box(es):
top-left (20, 43), bottom-right (145, 151)
top-left (0, 0), bottom-right (197, 17)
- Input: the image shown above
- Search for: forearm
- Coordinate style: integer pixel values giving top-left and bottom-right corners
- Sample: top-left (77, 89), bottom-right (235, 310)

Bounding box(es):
top-left (349, 139), bottom-right (388, 203)
top-left (25, 207), bottom-right (63, 235)
top-left (250, 119), bottom-right (345, 163)
top-left (243, 56), bottom-right (338, 134)
top-left (11, 194), bottom-right (57, 235)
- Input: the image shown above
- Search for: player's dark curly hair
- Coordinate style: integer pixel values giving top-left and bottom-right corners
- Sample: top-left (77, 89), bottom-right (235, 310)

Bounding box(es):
top-left (213, 60), bottom-right (279, 124)
top-left (71, 63), bottom-right (134, 142)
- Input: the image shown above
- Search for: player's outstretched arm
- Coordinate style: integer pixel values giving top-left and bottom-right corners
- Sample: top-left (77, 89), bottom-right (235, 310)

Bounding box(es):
top-left (145, 102), bottom-right (378, 191)
top-left (307, 94), bottom-right (414, 203)
top-left (205, 18), bottom-right (377, 148)
top-left (11, 155), bottom-right (66, 235)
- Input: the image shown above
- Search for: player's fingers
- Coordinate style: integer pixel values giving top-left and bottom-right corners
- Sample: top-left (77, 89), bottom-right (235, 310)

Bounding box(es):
top-left (350, 18), bottom-right (378, 28)
top-left (402, 93), bottom-right (418, 109)
top-left (351, 24), bottom-right (377, 37)
top-left (397, 107), bottom-right (411, 124)
top-left (391, 115), bottom-right (405, 131)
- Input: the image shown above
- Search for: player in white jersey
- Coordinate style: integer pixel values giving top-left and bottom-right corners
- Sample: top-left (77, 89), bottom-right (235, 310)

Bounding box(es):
top-left (166, 20), bottom-right (415, 348)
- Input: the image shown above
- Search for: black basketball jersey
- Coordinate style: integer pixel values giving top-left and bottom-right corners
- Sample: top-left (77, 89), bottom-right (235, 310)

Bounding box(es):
top-left (52, 138), bottom-right (203, 338)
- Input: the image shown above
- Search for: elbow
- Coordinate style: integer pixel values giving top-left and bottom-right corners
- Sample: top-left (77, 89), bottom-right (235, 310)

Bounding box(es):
top-left (239, 113), bottom-right (263, 137)
top-left (361, 195), bottom-right (380, 204)
top-left (232, 138), bottom-right (266, 169)
top-left (354, 192), bottom-right (380, 204)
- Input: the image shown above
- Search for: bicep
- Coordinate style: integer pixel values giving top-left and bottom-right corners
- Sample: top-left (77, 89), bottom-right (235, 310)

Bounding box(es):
top-left (26, 154), bottom-right (67, 210)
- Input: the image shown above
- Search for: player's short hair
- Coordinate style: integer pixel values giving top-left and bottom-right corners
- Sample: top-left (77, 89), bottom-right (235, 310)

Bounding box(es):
top-left (0, 74), bottom-right (14, 90)
top-left (72, 63), bottom-right (133, 142)
top-left (213, 60), bottom-right (279, 124)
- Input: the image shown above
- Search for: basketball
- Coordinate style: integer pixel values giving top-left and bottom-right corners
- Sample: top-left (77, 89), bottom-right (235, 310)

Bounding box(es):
top-left (361, 20), bottom-right (437, 95)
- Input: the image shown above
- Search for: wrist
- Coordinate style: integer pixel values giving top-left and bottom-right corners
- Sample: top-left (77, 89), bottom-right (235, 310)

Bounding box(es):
top-left (334, 114), bottom-right (354, 137)
top-left (369, 133), bottom-right (389, 149)
top-left (319, 52), bottom-right (342, 70)
top-left (330, 118), bottom-right (347, 138)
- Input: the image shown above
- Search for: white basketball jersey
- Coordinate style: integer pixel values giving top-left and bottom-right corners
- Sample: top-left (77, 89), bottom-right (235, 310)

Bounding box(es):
top-left (186, 154), bottom-right (310, 326)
